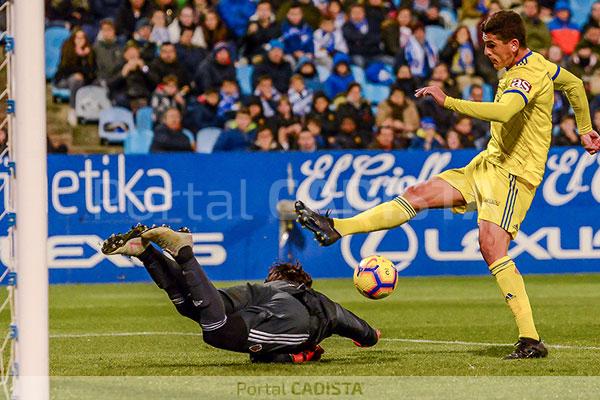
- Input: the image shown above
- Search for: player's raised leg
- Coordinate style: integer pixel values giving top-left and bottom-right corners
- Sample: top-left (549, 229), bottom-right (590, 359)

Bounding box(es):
top-left (479, 220), bottom-right (547, 359)
top-left (296, 177), bottom-right (467, 246)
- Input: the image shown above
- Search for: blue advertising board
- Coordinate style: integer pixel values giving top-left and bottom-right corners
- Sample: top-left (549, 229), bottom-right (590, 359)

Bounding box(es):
top-left (2, 147), bottom-right (599, 284)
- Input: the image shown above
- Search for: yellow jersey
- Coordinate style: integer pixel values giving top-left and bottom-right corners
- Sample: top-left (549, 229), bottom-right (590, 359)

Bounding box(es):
top-left (445, 50), bottom-right (592, 187)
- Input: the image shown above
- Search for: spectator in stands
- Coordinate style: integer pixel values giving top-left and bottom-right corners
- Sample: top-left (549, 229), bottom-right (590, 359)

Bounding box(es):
top-left (46, 0), bottom-right (90, 27)
top-left (429, 63), bottom-right (460, 98)
top-left (217, 79), bottom-right (240, 121)
top-left (55, 28), bottom-right (96, 127)
top-left (252, 40), bottom-right (293, 94)
top-left (418, 2), bottom-right (444, 27)
top-left (253, 75), bottom-right (281, 118)
top-left (324, 52), bottom-right (354, 100)
top-left (213, 107), bottom-right (256, 151)
top-left (566, 43), bottom-right (600, 88)
top-left (365, 0), bottom-right (390, 28)
top-left (369, 124), bottom-right (397, 151)
top-left (547, 45), bottom-right (565, 65)
top-left (47, 135), bottom-right (69, 154)
top-left (376, 85), bottom-right (420, 136)
top-left (150, 10), bottom-right (170, 45)
top-left (401, 0), bottom-right (440, 23)
top-left (176, 28), bottom-right (208, 78)
top-left (151, 107), bottom-right (194, 152)
top-left (583, 1), bottom-right (600, 32)
top-left (251, 124), bottom-right (282, 151)
top-left (402, 22), bottom-right (437, 86)
top-left (193, 41), bottom-right (236, 94)
top-left (445, 129), bottom-right (463, 150)
top-left (281, 4), bottom-right (314, 61)
top-left (452, 115), bottom-right (477, 148)
top-left (308, 91), bottom-right (336, 138)
top-left (552, 115), bottom-right (580, 146)
top-left (439, 26), bottom-right (485, 91)
top-left (594, 108), bottom-right (600, 131)
top-left (382, 7), bottom-right (414, 57)
top-left (183, 88), bottom-right (223, 131)
top-left (276, 0), bottom-right (322, 30)
top-left (270, 97), bottom-right (302, 150)
top-left (548, 1), bottom-right (581, 56)
top-left (94, 19), bottom-right (122, 86)
top-left (132, 18), bottom-right (158, 63)
top-left (466, 84), bottom-right (490, 147)
top-left (522, 0), bottom-right (552, 55)
top-left (216, 0), bottom-right (257, 39)
top-left (393, 64), bottom-right (417, 99)
top-left (296, 57), bottom-right (323, 92)
top-left (244, 96), bottom-right (265, 123)
top-left (116, 0), bottom-right (154, 39)
top-left (581, 26), bottom-right (600, 56)
top-left (343, 4), bottom-right (384, 68)
top-left (288, 75), bottom-right (313, 117)
top-left (326, 0), bottom-right (346, 31)
top-left (151, 74), bottom-right (186, 121)
top-left (313, 17), bottom-right (348, 71)
top-left (305, 117), bottom-right (326, 148)
top-left (108, 41), bottom-right (154, 112)
top-left (201, 9), bottom-right (231, 50)
top-left (416, 79), bottom-right (453, 135)
top-left (149, 42), bottom-right (190, 91)
top-left (244, 0), bottom-right (281, 62)
top-left (168, 5), bottom-right (206, 48)
top-left (191, 0), bottom-right (212, 22)
top-left (89, 0), bottom-right (122, 24)
top-left (296, 128), bottom-right (318, 152)
top-left (329, 115), bottom-right (370, 149)
top-left (336, 83), bottom-right (375, 135)
top-left (154, 0), bottom-right (178, 26)
top-left (410, 117), bottom-right (445, 150)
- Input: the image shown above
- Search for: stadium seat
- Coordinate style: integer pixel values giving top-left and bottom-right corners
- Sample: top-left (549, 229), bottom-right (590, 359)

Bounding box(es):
top-left (123, 129), bottom-right (154, 154)
top-left (51, 86), bottom-right (70, 103)
top-left (425, 26), bottom-right (452, 51)
top-left (182, 128), bottom-right (195, 146)
top-left (75, 85), bottom-right (111, 124)
top-left (195, 127), bottom-right (223, 153)
top-left (363, 83), bottom-right (390, 105)
top-left (571, 0), bottom-right (594, 28)
top-left (316, 65), bottom-right (330, 82)
top-left (98, 107), bottom-right (135, 144)
top-left (236, 64), bottom-right (254, 96)
top-left (439, 8), bottom-right (458, 30)
top-left (135, 106), bottom-right (154, 131)
top-left (45, 26), bottom-right (70, 81)
top-left (350, 65), bottom-right (366, 86)
top-left (461, 83), bottom-right (495, 103)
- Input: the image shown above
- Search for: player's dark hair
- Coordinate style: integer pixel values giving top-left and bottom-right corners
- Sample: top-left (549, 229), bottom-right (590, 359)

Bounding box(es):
top-left (265, 261), bottom-right (313, 288)
top-left (482, 10), bottom-right (527, 48)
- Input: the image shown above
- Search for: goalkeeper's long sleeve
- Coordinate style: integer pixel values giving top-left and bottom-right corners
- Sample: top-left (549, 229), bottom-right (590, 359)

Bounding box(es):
top-left (549, 64), bottom-right (593, 135)
top-left (443, 92), bottom-right (526, 124)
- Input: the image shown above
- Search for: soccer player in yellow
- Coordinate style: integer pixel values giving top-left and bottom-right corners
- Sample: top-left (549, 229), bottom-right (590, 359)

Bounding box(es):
top-left (296, 11), bottom-right (600, 359)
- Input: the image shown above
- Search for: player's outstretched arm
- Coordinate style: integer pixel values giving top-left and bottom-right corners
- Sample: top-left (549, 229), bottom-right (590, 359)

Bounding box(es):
top-left (332, 303), bottom-right (380, 347)
top-left (415, 86), bottom-right (526, 123)
top-left (548, 63), bottom-right (600, 154)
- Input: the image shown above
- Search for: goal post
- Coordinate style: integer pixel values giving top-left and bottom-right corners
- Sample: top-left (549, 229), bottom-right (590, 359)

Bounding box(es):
top-left (13, 0), bottom-right (49, 398)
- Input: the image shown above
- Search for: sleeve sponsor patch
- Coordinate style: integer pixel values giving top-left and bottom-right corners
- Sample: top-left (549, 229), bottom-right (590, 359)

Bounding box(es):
top-left (509, 78), bottom-right (532, 93)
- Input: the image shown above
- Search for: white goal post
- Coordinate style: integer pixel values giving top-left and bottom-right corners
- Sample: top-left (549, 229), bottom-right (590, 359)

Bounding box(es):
top-left (14, 0), bottom-right (49, 399)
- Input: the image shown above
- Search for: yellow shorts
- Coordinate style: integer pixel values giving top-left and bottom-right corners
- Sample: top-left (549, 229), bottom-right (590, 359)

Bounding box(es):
top-left (437, 153), bottom-right (537, 239)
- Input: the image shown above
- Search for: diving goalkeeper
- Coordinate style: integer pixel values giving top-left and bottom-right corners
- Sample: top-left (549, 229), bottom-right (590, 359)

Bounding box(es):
top-left (101, 224), bottom-right (379, 363)
top-left (296, 10), bottom-right (600, 360)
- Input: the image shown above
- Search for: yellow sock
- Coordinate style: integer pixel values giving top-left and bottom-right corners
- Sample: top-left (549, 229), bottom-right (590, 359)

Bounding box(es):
top-left (489, 256), bottom-right (539, 341)
top-left (333, 196), bottom-right (417, 236)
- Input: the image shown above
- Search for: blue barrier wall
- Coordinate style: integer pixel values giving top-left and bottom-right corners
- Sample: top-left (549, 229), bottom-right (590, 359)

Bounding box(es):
top-left (3, 147), bottom-right (598, 284)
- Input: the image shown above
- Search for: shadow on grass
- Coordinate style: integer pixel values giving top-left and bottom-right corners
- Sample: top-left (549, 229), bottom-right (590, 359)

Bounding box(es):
top-left (470, 346), bottom-right (513, 358)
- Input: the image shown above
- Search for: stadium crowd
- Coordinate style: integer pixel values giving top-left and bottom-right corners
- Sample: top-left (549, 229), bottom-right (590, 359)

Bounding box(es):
top-left (46, 0), bottom-right (600, 153)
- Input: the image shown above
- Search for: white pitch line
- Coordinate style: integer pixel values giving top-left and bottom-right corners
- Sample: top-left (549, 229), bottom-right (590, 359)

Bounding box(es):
top-left (49, 331), bottom-right (600, 351)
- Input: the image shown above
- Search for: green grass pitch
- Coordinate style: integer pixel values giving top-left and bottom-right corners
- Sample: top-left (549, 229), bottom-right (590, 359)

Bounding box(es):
top-left (49, 274), bottom-right (600, 376)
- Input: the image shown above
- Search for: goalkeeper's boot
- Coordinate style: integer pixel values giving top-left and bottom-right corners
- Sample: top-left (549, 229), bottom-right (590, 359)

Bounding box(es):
top-left (295, 201), bottom-right (341, 246)
top-left (291, 345), bottom-right (325, 363)
top-left (141, 225), bottom-right (192, 257)
top-left (504, 337), bottom-right (548, 359)
top-left (101, 223), bottom-right (148, 256)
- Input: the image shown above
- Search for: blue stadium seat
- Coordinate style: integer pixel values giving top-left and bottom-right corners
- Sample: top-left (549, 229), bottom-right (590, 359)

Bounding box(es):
top-left (135, 106), bottom-right (154, 131)
top-left (350, 65), bottom-right (366, 86)
top-left (439, 8), bottom-right (458, 30)
top-left (51, 86), bottom-right (70, 103)
top-left (571, 0), bottom-right (594, 28)
top-left (461, 83), bottom-right (495, 103)
top-left (98, 107), bottom-right (135, 144)
top-left (425, 26), bottom-right (452, 51)
top-left (316, 65), bottom-right (331, 82)
top-left (182, 129), bottom-right (195, 146)
top-left (363, 83), bottom-right (390, 105)
top-left (236, 64), bottom-right (254, 96)
top-left (196, 127), bottom-right (223, 153)
top-left (45, 26), bottom-right (70, 81)
top-left (124, 129), bottom-right (154, 154)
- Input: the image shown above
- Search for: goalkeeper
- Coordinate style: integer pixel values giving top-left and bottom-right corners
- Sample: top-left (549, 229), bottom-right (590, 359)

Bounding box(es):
top-left (296, 10), bottom-right (600, 360)
top-left (101, 224), bottom-right (379, 363)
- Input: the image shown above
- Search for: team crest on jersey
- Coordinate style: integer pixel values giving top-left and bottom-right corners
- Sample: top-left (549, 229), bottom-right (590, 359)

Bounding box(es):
top-left (249, 344), bottom-right (263, 352)
top-left (510, 78), bottom-right (532, 93)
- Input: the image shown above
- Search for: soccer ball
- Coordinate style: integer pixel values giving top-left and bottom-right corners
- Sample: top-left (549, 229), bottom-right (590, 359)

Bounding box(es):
top-left (353, 255), bottom-right (398, 299)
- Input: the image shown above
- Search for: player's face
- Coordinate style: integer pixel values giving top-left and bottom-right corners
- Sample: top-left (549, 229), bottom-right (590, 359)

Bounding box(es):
top-left (482, 33), bottom-right (517, 70)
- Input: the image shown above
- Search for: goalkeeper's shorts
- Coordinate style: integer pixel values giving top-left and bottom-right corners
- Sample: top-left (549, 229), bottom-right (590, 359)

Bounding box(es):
top-left (437, 153), bottom-right (537, 239)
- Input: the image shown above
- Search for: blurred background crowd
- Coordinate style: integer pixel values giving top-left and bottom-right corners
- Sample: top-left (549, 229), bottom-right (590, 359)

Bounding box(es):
top-left (39, 0), bottom-right (600, 153)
